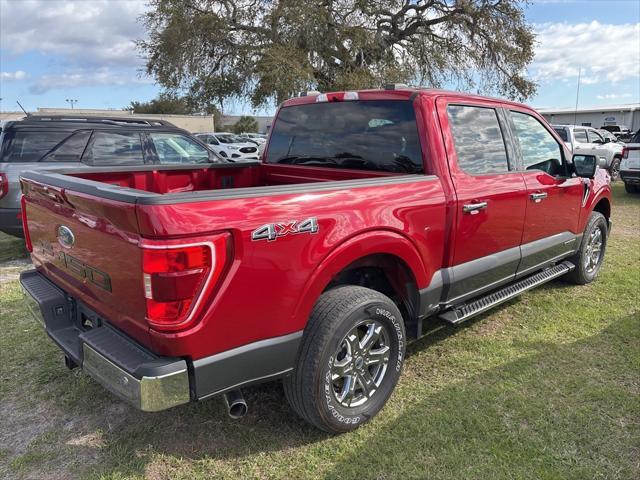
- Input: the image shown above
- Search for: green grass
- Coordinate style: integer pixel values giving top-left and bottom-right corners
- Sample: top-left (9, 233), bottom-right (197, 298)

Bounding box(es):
top-left (0, 231), bottom-right (27, 262)
top-left (0, 183), bottom-right (638, 479)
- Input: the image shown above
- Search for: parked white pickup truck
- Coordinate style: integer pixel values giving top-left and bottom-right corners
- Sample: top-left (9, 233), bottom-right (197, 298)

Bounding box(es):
top-left (553, 125), bottom-right (623, 180)
top-left (620, 130), bottom-right (640, 193)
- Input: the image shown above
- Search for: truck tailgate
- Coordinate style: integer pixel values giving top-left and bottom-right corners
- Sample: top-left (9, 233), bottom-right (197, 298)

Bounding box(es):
top-left (22, 179), bottom-right (150, 345)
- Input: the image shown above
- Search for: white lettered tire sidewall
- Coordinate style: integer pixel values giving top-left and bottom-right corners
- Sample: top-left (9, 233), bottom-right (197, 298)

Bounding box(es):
top-left (316, 298), bottom-right (405, 431)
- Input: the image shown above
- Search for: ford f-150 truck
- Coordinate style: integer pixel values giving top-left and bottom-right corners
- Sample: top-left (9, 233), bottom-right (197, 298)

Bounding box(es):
top-left (19, 87), bottom-right (612, 433)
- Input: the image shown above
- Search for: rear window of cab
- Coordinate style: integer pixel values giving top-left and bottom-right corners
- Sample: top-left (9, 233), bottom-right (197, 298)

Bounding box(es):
top-left (266, 100), bottom-right (423, 174)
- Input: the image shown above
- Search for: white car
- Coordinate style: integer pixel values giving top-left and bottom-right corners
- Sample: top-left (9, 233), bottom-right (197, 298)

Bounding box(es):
top-left (240, 133), bottom-right (267, 146)
top-left (194, 132), bottom-right (259, 162)
top-left (552, 125), bottom-right (624, 180)
top-left (620, 130), bottom-right (640, 193)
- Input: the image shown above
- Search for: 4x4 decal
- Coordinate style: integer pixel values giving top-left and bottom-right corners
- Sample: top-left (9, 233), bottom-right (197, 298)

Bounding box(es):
top-left (251, 217), bottom-right (319, 242)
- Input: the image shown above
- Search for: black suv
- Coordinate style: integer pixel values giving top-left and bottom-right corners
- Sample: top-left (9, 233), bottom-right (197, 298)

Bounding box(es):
top-left (0, 115), bottom-right (222, 236)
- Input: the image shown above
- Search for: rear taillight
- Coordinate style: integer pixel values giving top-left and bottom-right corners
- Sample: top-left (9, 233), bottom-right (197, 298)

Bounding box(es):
top-left (622, 148), bottom-right (629, 159)
top-left (0, 173), bottom-right (7, 199)
top-left (20, 195), bottom-right (33, 252)
top-left (142, 235), bottom-right (228, 331)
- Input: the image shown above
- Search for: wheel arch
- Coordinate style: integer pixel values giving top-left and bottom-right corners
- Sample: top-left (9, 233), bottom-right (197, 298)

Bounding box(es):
top-left (592, 196), bottom-right (611, 222)
top-left (290, 230), bottom-right (432, 333)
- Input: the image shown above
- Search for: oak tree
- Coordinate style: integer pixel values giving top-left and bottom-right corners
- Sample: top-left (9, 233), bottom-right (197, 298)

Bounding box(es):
top-left (139, 0), bottom-right (536, 108)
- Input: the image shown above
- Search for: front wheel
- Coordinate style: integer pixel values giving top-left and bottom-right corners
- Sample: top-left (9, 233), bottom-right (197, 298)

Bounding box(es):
top-left (284, 286), bottom-right (405, 433)
top-left (565, 211), bottom-right (608, 285)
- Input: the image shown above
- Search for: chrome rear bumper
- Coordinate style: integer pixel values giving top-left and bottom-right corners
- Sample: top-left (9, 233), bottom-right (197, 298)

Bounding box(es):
top-left (20, 269), bottom-right (190, 412)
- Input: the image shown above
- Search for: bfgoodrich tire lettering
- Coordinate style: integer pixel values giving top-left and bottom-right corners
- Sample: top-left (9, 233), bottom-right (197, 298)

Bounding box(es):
top-left (284, 285), bottom-right (405, 433)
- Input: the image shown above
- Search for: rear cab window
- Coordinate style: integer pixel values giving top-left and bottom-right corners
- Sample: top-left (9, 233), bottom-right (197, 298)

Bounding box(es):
top-left (266, 100), bottom-right (424, 173)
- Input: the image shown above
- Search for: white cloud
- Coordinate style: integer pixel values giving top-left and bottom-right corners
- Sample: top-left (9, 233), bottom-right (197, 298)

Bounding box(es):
top-left (0, 70), bottom-right (28, 80)
top-left (28, 67), bottom-right (153, 94)
top-left (0, 0), bottom-right (148, 68)
top-left (532, 21), bottom-right (640, 85)
top-left (596, 93), bottom-right (632, 100)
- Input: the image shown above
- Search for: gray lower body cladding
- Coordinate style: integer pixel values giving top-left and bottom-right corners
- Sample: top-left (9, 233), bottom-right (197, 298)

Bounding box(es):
top-left (419, 231), bottom-right (581, 314)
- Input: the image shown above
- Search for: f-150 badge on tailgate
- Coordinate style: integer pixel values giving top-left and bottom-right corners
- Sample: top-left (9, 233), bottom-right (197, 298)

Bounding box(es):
top-left (252, 217), bottom-right (319, 242)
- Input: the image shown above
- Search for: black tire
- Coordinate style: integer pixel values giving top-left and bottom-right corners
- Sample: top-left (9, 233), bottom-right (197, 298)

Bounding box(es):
top-left (624, 182), bottom-right (639, 194)
top-left (609, 157), bottom-right (621, 181)
top-left (284, 285), bottom-right (406, 433)
top-left (565, 211), bottom-right (608, 285)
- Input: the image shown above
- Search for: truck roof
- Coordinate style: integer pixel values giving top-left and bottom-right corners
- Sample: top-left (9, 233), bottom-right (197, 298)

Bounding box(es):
top-left (282, 86), bottom-right (531, 110)
top-left (3, 115), bottom-right (178, 131)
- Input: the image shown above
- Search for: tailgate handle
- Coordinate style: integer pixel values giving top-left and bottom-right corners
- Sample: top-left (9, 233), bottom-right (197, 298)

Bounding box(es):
top-left (39, 185), bottom-right (66, 204)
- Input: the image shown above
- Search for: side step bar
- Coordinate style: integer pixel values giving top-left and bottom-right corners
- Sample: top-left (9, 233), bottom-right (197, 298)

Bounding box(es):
top-left (439, 261), bottom-right (575, 325)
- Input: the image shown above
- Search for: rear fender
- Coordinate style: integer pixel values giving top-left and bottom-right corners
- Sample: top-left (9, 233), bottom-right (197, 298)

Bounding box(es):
top-left (290, 229), bottom-right (431, 332)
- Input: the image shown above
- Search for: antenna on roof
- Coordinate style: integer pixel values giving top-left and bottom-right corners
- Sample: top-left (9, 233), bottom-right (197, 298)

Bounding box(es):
top-left (16, 100), bottom-right (31, 117)
top-left (573, 67), bottom-right (581, 125)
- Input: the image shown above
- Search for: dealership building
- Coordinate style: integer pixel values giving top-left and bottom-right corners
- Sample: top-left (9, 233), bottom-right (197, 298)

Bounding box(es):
top-left (538, 104), bottom-right (640, 131)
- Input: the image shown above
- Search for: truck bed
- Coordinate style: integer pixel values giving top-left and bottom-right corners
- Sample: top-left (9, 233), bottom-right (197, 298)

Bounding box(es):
top-left (22, 162), bottom-right (399, 204)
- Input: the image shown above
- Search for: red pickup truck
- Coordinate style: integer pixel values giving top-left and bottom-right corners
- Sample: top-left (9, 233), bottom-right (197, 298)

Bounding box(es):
top-left (19, 87), bottom-right (612, 433)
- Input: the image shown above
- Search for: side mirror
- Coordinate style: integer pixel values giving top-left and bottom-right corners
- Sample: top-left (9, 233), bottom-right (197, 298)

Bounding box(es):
top-left (592, 138), bottom-right (603, 144)
top-left (573, 154), bottom-right (597, 178)
top-left (603, 137), bottom-right (611, 143)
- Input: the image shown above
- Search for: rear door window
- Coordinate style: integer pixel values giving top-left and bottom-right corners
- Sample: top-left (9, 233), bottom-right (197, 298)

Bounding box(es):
top-left (266, 100), bottom-right (423, 173)
top-left (84, 132), bottom-right (144, 166)
top-left (446, 105), bottom-right (510, 175)
top-left (148, 133), bottom-right (211, 164)
top-left (574, 129), bottom-right (589, 143)
top-left (0, 130), bottom-right (71, 162)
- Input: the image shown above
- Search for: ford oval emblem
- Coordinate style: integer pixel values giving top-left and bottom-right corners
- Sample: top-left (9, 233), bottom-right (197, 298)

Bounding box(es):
top-left (57, 225), bottom-right (75, 248)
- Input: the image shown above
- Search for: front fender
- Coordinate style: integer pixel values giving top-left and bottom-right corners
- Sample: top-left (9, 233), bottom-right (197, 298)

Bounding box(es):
top-left (289, 229), bottom-right (433, 332)
top-left (579, 170), bottom-right (612, 232)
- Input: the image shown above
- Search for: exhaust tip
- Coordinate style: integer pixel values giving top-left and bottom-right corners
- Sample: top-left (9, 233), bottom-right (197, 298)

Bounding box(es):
top-left (224, 389), bottom-right (248, 419)
top-left (228, 401), bottom-right (248, 419)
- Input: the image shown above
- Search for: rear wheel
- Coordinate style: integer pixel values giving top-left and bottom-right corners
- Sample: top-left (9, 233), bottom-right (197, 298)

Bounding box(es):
top-left (284, 286), bottom-right (405, 433)
top-left (609, 157), bottom-right (621, 180)
top-left (565, 211), bottom-right (607, 285)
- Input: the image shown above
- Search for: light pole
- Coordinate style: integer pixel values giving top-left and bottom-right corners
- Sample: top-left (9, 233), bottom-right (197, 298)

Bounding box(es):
top-left (66, 98), bottom-right (78, 109)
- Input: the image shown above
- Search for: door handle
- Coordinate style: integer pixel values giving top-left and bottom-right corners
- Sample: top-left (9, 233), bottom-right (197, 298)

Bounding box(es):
top-left (530, 192), bottom-right (548, 202)
top-left (463, 201), bottom-right (488, 214)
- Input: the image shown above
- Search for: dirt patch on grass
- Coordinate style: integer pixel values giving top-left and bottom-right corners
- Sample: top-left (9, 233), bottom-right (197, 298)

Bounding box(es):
top-left (0, 258), bottom-right (32, 283)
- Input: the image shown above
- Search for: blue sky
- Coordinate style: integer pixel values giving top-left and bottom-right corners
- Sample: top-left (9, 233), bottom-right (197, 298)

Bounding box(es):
top-left (1, 0), bottom-right (639, 115)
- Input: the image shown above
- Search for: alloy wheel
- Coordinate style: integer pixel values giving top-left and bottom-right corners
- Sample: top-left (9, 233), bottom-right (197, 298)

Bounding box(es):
top-left (330, 320), bottom-right (391, 408)
top-left (584, 226), bottom-right (604, 274)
